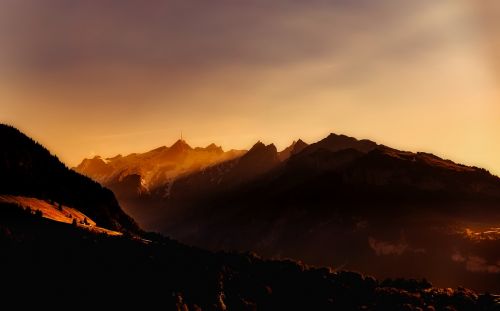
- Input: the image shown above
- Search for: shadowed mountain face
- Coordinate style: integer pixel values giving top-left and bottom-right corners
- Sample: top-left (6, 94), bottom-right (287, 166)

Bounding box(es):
top-left (0, 124), bottom-right (139, 233)
top-left (278, 139), bottom-right (309, 161)
top-left (76, 132), bottom-right (500, 292)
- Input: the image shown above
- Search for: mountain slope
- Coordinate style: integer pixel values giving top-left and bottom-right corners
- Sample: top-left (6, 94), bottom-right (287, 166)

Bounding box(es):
top-left (129, 132), bottom-right (500, 292)
top-left (160, 141), bottom-right (280, 206)
top-left (0, 195), bottom-right (122, 235)
top-left (71, 130), bottom-right (500, 291)
top-left (0, 124), bottom-right (139, 233)
top-left (75, 139), bottom-right (246, 190)
top-left (165, 132), bottom-right (500, 211)
top-left (74, 139), bottom-right (247, 224)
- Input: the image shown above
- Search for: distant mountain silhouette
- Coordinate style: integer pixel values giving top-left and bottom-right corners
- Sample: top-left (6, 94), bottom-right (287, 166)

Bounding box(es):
top-left (80, 132), bottom-right (500, 292)
top-left (160, 141), bottom-right (279, 204)
top-left (0, 124), bottom-right (139, 233)
top-left (166, 133), bottom-right (500, 206)
top-left (278, 139), bottom-right (309, 161)
top-left (75, 138), bottom-right (246, 196)
top-left (305, 133), bottom-right (377, 153)
top-left (227, 141), bottom-right (279, 183)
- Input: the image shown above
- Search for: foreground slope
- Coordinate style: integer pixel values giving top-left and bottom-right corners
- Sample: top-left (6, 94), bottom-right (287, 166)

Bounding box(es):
top-left (0, 195), bottom-right (122, 235)
top-left (0, 124), bottom-right (139, 233)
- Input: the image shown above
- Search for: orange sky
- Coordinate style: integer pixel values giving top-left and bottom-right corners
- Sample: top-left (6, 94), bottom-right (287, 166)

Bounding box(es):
top-left (1, 0), bottom-right (499, 174)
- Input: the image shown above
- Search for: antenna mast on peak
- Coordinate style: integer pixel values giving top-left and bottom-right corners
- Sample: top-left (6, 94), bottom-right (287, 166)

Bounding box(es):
top-left (181, 131), bottom-right (183, 141)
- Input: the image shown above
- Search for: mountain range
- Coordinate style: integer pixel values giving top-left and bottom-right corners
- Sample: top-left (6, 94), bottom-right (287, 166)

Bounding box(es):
top-left (76, 139), bottom-right (245, 190)
top-left (76, 132), bottom-right (500, 292)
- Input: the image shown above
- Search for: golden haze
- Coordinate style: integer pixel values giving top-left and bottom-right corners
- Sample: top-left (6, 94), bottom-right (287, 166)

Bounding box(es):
top-left (0, 0), bottom-right (498, 174)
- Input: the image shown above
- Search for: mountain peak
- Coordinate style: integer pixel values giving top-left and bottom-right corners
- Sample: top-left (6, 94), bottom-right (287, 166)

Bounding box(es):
top-left (278, 139), bottom-right (309, 161)
top-left (252, 140), bottom-right (265, 147)
top-left (75, 156), bottom-right (109, 174)
top-left (204, 143), bottom-right (223, 153)
top-left (292, 139), bottom-right (308, 153)
top-left (170, 139), bottom-right (193, 151)
top-left (242, 142), bottom-right (278, 165)
top-left (249, 141), bottom-right (277, 154)
top-left (314, 133), bottom-right (377, 153)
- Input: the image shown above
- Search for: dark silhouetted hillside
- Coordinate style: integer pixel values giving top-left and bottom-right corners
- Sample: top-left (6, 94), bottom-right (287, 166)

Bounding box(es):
top-left (0, 202), bottom-right (497, 309)
top-left (0, 124), bottom-right (139, 233)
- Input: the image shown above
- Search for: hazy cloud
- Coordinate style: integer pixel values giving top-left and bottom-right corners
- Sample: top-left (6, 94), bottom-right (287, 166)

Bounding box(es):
top-left (0, 0), bottom-right (439, 76)
top-left (451, 251), bottom-right (500, 274)
top-left (368, 237), bottom-right (425, 256)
